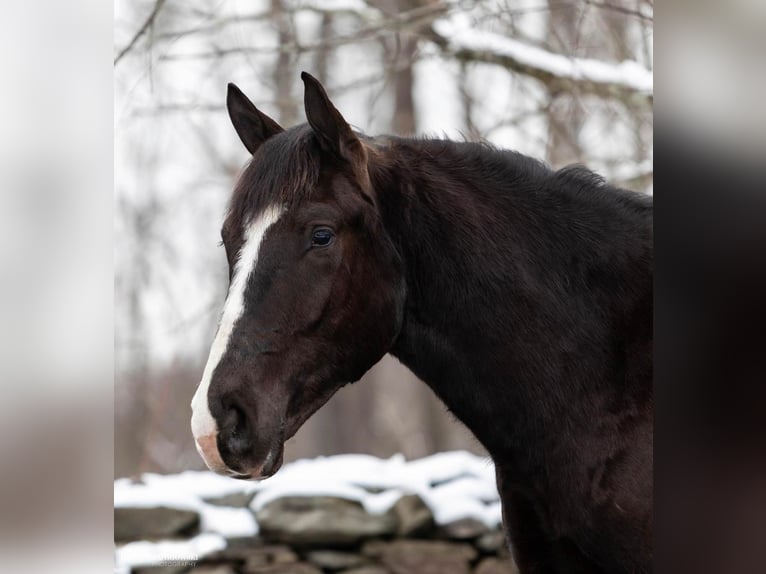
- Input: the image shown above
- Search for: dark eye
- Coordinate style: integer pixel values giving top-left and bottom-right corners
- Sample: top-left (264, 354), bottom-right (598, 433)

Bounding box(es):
top-left (311, 227), bottom-right (335, 247)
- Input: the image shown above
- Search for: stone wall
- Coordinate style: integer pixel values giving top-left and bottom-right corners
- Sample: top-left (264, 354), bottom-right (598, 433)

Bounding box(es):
top-left (114, 452), bottom-right (519, 574)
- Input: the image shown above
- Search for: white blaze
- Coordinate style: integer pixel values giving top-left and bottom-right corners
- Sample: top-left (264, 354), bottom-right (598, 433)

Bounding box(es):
top-left (191, 205), bottom-right (284, 451)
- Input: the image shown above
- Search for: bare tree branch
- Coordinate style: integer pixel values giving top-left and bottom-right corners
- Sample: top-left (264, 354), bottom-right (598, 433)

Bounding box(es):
top-left (430, 13), bottom-right (652, 105)
top-left (154, 11), bottom-right (272, 41)
top-left (584, 0), bottom-right (653, 22)
top-left (157, 2), bottom-right (448, 61)
top-left (115, 0), bottom-right (167, 66)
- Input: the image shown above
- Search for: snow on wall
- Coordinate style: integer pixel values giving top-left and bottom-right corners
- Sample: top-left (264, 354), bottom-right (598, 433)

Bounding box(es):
top-left (115, 451), bottom-right (501, 572)
top-left (115, 533), bottom-right (226, 573)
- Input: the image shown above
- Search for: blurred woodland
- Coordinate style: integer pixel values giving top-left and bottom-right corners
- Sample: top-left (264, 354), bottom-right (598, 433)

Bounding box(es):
top-left (114, 0), bottom-right (652, 478)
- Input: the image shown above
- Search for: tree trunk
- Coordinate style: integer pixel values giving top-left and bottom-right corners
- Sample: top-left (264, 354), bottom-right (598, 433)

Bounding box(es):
top-left (546, 0), bottom-right (585, 167)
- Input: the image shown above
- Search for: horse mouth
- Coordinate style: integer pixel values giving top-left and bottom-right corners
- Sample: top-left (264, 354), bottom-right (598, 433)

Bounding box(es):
top-left (231, 446), bottom-right (284, 481)
top-left (227, 402), bottom-right (323, 480)
top-left (194, 427), bottom-right (286, 481)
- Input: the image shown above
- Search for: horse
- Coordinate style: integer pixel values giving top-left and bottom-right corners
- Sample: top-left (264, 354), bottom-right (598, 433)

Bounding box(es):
top-left (190, 72), bottom-right (653, 573)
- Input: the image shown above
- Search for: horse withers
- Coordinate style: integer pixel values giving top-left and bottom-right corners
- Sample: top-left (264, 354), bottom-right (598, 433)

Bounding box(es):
top-left (190, 72), bottom-right (653, 573)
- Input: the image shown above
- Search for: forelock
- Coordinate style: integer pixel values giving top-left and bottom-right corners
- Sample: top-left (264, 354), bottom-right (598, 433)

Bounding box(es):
top-left (227, 125), bottom-right (321, 229)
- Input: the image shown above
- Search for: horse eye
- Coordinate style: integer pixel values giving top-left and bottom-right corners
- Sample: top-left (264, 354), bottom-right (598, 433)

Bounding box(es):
top-left (311, 228), bottom-right (334, 247)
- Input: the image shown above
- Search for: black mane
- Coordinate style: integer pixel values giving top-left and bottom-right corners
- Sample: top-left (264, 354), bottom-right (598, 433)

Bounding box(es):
top-left (367, 137), bottom-right (652, 304)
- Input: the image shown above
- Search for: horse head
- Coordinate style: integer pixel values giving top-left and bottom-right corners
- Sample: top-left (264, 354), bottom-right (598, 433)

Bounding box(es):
top-left (190, 73), bottom-right (405, 479)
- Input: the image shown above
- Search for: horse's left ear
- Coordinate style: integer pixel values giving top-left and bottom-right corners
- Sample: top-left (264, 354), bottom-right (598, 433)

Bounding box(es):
top-left (227, 83), bottom-right (284, 155)
top-left (301, 71), bottom-right (367, 172)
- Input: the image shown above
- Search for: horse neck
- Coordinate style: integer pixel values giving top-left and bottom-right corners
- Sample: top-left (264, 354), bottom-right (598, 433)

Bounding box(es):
top-left (368, 139), bottom-right (653, 459)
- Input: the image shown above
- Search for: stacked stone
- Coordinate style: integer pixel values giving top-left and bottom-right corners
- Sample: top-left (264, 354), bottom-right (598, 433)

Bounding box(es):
top-left (115, 492), bottom-right (518, 574)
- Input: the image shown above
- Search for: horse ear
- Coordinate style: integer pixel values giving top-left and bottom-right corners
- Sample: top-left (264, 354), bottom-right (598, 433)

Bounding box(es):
top-left (301, 71), bottom-right (366, 169)
top-left (226, 83), bottom-right (284, 155)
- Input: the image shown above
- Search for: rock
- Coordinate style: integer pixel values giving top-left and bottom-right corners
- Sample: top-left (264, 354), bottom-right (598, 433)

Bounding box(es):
top-left (133, 566), bottom-right (189, 574)
top-left (244, 546), bottom-right (299, 572)
top-left (362, 540), bottom-right (477, 574)
top-left (202, 540), bottom-right (264, 563)
top-left (212, 535), bottom-right (263, 552)
top-left (391, 495), bottom-right (435, 537)
top-left (439, 518), bottom-right (489, 541)
top-left (473, 557), bottom-right (519, 574)
top-left (254, 496), bottom-right (397, 546)
top-left (363, 539), bottom-right (478, 561)
top-left (201, 544), bottom-right (297, 572)
top-left (243, 545), bottom-right (300, 569)
top-left (221, 536), bottom-right (263, 550)
top-left (354, 485), bottom-right (387, 494)
top-left (360, 540), bottom-right (385, 558)
top-left (341, 567), bottom-right (390, 574)
top-left (305, 550), bottom-right (367, 570)
top-left (475, 531), bottom-right (507, 555)
top-left (188, 566), bottom-right (238, 574)
top-left (203, 491), bottom-right (256, 508)
top-left (114, 506), bottom-right (199, 541)
top-left (243, 563), bottom-right (321, 574)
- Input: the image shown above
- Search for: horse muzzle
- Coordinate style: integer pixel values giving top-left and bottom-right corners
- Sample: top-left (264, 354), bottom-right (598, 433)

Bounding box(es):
top-left (192, 399), bottom-right (285, 480)
top-left (193, 430), bottom-right (284, 479)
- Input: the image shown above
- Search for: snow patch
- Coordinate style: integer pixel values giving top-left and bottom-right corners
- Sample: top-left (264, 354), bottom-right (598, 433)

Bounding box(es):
top-left (113, 481), bottom-right (200, 512)
top-left (199, 505), bottom-right (259, 538)
top-left (114, 475), bottom-right (259, 539)
top-left (140, 469), bottom-right (262, 500)
top-left (115, 533), bottom-right (226, 574)
top-left (434, 12), bottom-right (653, 95)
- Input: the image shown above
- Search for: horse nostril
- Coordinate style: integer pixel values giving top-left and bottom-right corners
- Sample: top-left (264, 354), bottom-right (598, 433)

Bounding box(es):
top-left (225, 405), bottom-right (252, 458)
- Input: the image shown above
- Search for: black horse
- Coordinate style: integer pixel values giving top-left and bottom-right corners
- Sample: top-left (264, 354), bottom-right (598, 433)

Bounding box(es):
top-left (190, 72), bottom-right (653, 573)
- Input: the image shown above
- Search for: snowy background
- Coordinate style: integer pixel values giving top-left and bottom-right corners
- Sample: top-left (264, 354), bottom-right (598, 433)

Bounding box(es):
top-left (114, 0), bottom-right (653, 478)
